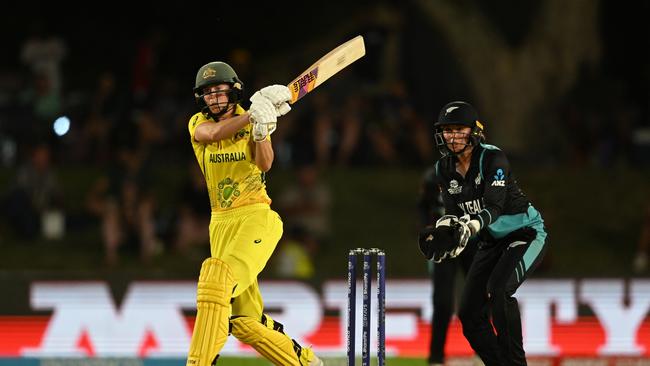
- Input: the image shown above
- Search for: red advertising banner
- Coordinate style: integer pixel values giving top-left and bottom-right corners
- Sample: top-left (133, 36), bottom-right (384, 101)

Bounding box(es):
top-left (1, 316), bottom-right (649, 358)
top-left (0, 279), bottom-right (648, 358)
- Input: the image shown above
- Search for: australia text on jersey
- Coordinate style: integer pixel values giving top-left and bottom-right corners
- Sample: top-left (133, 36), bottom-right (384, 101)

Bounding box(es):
top-left (209, 152), bottom-right (246, 163)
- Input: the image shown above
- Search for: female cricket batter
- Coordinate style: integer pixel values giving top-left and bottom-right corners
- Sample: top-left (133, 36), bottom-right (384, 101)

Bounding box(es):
top-left (185, 61), bottom-right (323, 366)
top-left (418, 101), bottom-right (547, 366)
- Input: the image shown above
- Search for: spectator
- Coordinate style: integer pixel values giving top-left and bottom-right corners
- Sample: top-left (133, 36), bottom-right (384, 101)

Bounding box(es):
top-left (173, 161), bottom-right (210, 257)
top-left (276, 163), bottom-right (331, 244)
top-left (20, 21), bottom-right (67, 93)
top-left (19, 72), bottom-right (62, 135)
top-left (85, 132), bottom-right (160, 266)
top-left (131, 28), bottom-right (165, 105)
top-left (367, 81), bottom-right (432, 165)
top-left (149, 76), bottom-right (194, 158)
top-left (3, 143), bottom-right (64, 240)
top-left (272, 226), bottom-right (317, 280)
top-left (286, 91), bottom-right (363, 167)
top-left (634, 201), bottom-right (650, 274)
top-left (77, 71), bottom-right (127, 163)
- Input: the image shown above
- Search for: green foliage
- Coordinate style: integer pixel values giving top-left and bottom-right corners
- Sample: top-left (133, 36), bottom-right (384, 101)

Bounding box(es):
top-left (1, 164), bottom-right (648, 277)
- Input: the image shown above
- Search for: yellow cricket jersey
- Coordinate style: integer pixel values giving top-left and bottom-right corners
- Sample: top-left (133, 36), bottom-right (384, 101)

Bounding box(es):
top-left (188, 105), bottom-right (271, 211)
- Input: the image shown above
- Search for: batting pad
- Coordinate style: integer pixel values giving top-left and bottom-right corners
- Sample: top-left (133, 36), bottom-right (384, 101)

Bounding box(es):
top-left (186, 258), bottom-right (235, 366)
top-left (231, 315), bottom-right (317, 366)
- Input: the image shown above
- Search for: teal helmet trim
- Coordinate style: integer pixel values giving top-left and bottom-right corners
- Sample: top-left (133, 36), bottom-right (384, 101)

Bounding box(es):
top-left (193, 61), bottom-right (244, 119)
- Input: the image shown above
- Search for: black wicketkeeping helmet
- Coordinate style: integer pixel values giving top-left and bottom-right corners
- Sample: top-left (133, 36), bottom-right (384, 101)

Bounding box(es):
top-left (193, 61), bottom-right (244, 119)
top-left (434, 101), bottom-right (485, 156)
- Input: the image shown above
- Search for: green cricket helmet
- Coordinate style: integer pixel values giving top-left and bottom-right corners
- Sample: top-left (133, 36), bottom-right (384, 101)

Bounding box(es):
top-left (193, 61), bottom-right (244, 118)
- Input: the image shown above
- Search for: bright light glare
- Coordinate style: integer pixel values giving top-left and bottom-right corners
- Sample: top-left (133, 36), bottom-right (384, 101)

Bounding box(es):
top-left (53, 116), bottom-right (71, 136)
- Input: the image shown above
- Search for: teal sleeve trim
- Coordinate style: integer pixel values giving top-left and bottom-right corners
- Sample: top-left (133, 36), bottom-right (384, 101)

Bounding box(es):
top-left (479, 149), bottom-right (486, 180)
top-left (478, 143), bottom-right (501, 180)
top-left (487, 205), bottom-right (544, 239)
top-left (478, 208), bottom-right (492, 227)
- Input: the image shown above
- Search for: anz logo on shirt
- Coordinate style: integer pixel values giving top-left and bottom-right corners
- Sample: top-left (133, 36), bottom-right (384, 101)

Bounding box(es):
top-left (491, 168), bottom-right (506, 187)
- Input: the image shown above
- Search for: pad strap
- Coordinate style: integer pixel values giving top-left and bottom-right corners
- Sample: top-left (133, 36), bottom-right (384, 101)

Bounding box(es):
top-left (231, 315), bottom-right (318, 366)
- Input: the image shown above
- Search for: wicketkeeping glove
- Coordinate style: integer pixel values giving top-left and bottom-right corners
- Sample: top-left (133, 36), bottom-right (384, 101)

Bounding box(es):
top-left (418, 215), bottom-right (472, 262)
top-left (418, 224), bottom-right (457, 262)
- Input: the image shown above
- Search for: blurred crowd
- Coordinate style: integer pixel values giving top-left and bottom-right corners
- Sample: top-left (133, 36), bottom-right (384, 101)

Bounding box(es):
top-left (0, 27), bottom-right (388, 273)
top-left (0, 21), bottom-right (648, 276)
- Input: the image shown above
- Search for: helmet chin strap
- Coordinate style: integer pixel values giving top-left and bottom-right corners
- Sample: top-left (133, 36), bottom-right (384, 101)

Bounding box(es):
top-left (204, 101), bottom-right (235, 120)
top-left (451, 143), bottom-right (474, 156)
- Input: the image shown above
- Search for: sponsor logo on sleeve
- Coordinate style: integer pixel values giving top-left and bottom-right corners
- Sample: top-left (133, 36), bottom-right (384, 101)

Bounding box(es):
top-left (491, 168), bottom-right (505, 187)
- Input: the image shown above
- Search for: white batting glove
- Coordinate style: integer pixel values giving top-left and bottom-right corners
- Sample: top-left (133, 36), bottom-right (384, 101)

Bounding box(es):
top-left (252, 121), bottom-right (277, 142)
top-left (251, 85), bottom-right (292, 116)
top-left (261, 85), bottom-right (291, 116)
top-left (275, 102), bottom-right (291, 116)
top-left (259, 85), bottom-right (290, 104)
top-left (248, 97), bottom-right (277, 125)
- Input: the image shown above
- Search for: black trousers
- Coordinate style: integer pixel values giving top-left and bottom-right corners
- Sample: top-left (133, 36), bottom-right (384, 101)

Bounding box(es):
top-left (428, 240), bottom-right (477, 364)
top-left (458, 229), bottom-right (547, 366)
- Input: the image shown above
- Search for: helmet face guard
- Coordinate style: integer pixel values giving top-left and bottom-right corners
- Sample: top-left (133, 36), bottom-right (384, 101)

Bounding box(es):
top-left (434, 101), bottom-right (484, 156)
top-left (195, 87), bottom-right (242, 118)
top-left (193, 61), bottom-right (244, 119)
top-left (434, 129), bottom-right (474, 155)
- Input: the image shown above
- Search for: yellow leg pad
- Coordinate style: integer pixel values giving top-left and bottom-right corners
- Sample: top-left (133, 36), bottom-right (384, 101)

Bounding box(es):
top-left (231, 315), bottom-right (312, 366)
top-left (186, 258), bottom-right (235, 366)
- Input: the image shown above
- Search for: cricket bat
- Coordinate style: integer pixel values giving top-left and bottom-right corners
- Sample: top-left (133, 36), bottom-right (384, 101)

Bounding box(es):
top-left (287, 35), bottom-right (366, 104)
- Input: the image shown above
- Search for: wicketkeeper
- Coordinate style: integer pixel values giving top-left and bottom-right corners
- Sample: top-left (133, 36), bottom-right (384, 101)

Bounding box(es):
top-left (418, 101), bottom-right (547, 366)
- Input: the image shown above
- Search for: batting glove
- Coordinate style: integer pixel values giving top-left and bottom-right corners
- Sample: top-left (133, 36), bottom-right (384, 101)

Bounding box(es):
top-left (248, 97), bottom-right (277, 125)
top-left (252, 121), bottom-right (277, 142)
top-left (251, 85), bottom-right (292, 116)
